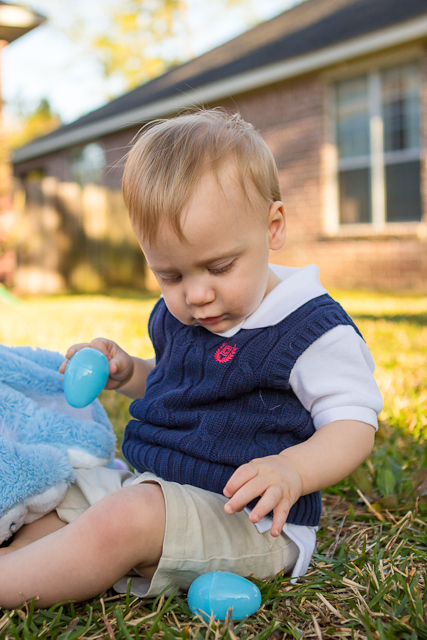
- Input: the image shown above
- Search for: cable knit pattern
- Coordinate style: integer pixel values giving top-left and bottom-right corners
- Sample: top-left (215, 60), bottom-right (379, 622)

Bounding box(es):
top-left (122, 294), bottom-right (362, 526)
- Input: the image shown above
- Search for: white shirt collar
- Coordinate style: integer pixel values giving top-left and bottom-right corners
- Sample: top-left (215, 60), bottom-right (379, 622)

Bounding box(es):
top-left (215, 264), bottom-right (328, 338)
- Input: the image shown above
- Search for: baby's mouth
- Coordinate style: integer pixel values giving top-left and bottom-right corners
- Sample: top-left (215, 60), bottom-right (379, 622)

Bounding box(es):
top-left (196, 315), bottom-right (224, 325)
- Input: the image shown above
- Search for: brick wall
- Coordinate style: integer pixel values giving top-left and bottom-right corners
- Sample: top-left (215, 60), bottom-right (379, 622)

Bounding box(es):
top-left (14, 151), bottom-right (70, 183)
top-left (103, 128), bottom-right (140, 190)
top-left (273, 238), bottom-right (427, 291)
top-left (421, 48), bottom-right (427, 227)
top-left (218, 62), bottom-right (427, 291)
top-left (219, 76), bottom-right (325, 242)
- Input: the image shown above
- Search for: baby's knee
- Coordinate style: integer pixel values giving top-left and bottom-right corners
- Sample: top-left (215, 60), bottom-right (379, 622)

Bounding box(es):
top-left (89, 482), bottom-right (165, 546)
top-left (116, 483), bottom-right (165, 524)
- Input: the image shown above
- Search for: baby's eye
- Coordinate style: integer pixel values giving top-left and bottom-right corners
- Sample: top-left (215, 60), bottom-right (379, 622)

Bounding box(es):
top-left (209, 260), bottom-right (235, 275)
top-left (161, 275), bottom-right (181, 284)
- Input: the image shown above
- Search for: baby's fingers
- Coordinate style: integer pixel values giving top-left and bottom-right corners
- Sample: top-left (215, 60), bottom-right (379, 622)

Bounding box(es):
top-left (248, 485), bottom-right (284, 526)
top-left (271, 498), bottom-right (292, 536)
top-left (58, 359), bottom-right (69, 374)
top-left (59, 343), bottom-right (90, 373)
top-left (65, 342), bottom-right (90, 360)
top-left (224, 474), bottom-right (267, 516)
top-left (223, 461), bottom-right (258, 499)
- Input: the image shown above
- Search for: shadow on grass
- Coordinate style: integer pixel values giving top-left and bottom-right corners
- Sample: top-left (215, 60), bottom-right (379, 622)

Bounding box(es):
top-left (352, 312), bottom-right (427, 326)
top-left (102, 288), bottom-right (160, 300)
top-left (58, 288), bottom-right (160, 301)
top-left (14, 288), bottom-right (160, 302)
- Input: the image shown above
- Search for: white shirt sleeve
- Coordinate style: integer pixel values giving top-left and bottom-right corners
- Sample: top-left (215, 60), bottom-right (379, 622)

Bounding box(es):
top-left (289, 325), bottom-right (383, 430)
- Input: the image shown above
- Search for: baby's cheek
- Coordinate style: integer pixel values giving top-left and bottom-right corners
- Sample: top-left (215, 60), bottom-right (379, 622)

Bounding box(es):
top-left (238, 289), bottom-right (263, 315)
top-left (161, 295), bottom-right (183, 321)
top-left (231, 299), bottom-right (245, 314)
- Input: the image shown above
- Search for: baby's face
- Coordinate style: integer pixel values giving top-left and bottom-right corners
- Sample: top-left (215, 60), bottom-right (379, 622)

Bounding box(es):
top-left (136, 167), bottom-right (285, 333)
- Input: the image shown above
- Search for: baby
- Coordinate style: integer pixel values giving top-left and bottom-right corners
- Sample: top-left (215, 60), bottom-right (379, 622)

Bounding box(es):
top-left (0, 109), bottom-right (382, 609)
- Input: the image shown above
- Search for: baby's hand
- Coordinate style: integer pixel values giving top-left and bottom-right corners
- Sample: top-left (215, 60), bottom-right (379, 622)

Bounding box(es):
top-left (223, 454), bottom-right (303, 537)
top-left (59, 338), bottom-right (135, 391)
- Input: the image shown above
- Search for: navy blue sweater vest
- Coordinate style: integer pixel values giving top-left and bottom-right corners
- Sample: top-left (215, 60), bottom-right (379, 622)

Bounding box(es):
top-left (122, 293), bottom-right (362, 526)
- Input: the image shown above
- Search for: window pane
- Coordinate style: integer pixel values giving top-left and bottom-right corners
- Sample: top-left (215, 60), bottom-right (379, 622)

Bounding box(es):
top-left (335, 76), bottom-right (370, 158)
top-left (382, 63), bottom-right (421, 152)
top-left (385, 160), bottom-right (422, 222)
top-left (70, 143), bottom-right (106, 186)
top-left (339, 168), bottom-right (371, 224)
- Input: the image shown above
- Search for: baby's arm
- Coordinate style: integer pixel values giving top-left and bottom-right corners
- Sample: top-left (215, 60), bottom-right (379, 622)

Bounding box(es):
top-left (224, 324), bottom-right (382, 535)
top-left (115, 356), bottom-right (156, 399)
top-left (59, 338), bottom-right (156, 400)
top-left (223, 419), bottom-right (375, 536)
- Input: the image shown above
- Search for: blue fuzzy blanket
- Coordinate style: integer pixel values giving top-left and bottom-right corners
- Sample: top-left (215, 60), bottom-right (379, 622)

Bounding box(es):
top-left (0, 344), bottom-right (116, 543)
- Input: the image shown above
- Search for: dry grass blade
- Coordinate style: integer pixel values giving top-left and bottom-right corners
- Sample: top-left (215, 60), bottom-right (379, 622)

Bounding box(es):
top-left (102, 613), bottom-right (116, 640)
top-left (311, 614), bottom-right (323, 639)
top-left (356, 489), bottom-right (385, 522)
top-left (316, 593), bottom-right (344, 620)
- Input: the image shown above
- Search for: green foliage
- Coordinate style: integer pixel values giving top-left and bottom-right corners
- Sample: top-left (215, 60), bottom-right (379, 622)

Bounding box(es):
top-left (89, 0), bottom-right (183, 91)
top-left (68, 0), bottom-right (263, 93)
top-left (69, 262), bottom-right (106, 294)
top-left (7, 98), bottom-right (61, 150)
top-left (327, 289), bottom-right (427, 523)
top-left (377, 467), bottom-right (396, 498)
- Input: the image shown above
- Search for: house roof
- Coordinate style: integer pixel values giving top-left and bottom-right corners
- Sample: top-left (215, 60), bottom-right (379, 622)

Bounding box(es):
top-left (13, 0), bottom-right (427, 164)
top-left (0, 1), bottom-right (45, 43)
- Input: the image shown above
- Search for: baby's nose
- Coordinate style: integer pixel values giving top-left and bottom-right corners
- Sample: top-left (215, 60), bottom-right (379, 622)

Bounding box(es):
top-left (185, 282), bottom-right (215, 306)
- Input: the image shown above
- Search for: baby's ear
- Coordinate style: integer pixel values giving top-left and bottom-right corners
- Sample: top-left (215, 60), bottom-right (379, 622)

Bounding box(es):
top-left (268, 202), bottom-right (286, 250)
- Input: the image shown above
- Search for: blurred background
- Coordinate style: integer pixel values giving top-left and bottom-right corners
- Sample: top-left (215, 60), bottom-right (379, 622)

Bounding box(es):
top-left (0, 0), bottom-right (426, 296)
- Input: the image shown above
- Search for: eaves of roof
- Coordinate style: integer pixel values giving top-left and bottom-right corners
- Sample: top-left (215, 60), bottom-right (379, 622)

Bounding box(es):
top-left (0, 1), bottom-right (45, 43)
top-left (12, 0), bottom-right (427, 165)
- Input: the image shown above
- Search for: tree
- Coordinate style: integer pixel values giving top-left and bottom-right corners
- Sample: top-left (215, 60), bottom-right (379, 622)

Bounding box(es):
top-left (91, 0), bottom-right (185, 92)
top-left (70, 0), bottom-right (261, 95)
top-left (6, 98), bottom-right (62, 150)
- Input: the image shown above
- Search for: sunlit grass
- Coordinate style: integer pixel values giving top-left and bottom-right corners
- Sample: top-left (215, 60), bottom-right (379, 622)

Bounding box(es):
top-left (0, 292), bottom-right (157, 359)
top-left (332, 289), bottom-right (427, 442)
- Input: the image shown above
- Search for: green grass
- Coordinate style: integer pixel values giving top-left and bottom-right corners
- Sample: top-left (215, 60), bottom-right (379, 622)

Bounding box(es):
top-left (0, 289), bottom-right (426, 639)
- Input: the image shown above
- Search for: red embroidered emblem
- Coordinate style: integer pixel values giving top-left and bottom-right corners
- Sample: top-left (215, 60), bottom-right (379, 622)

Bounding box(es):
top-left (214, 343), bottom-right (237, 363)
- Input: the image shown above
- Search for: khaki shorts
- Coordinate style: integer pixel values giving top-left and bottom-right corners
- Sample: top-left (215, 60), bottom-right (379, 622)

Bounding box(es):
top-left (56, 467), bottom-right (299, 598)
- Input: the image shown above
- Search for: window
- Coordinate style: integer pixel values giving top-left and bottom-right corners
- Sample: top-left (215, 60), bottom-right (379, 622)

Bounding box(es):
top-left (333, 61), bottom-right (422, 227)
top-left (382, 64), bottom-right (422, 222)
top-left (70, 143), bottom-right (106, 186)
top-left (335, 76), bottom-right (371, 224)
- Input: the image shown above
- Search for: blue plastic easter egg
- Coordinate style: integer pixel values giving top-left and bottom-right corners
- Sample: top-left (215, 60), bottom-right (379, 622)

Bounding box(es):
top-left (188, 571), bottom-right (262, 621)
top-left (64, 347), bottom-right (109, 408)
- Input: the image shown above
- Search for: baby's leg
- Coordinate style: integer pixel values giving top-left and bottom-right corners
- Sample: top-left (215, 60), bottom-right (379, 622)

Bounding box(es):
top-left (0, 483), bottom-right (165, 609)
top-left (0, 512), bottom-right (67, 556)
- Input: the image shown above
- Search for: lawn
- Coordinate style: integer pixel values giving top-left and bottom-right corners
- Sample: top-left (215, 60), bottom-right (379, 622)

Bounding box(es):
top-left (0, 288), bottom-right (426, 639)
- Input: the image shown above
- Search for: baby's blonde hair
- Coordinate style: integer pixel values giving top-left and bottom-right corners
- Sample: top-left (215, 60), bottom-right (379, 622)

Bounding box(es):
top-left (122, 108), bottom-right (281, 244)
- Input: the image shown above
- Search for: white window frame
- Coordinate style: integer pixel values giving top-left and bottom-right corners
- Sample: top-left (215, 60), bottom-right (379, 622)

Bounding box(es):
top-left (323, 47), bottom-right (425, 236)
